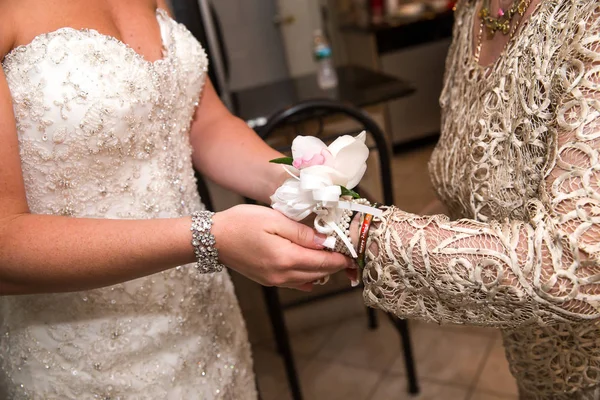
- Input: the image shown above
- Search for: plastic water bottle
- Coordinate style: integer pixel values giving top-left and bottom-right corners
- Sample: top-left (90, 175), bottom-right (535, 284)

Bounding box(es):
top-left (313, 30), bottom-right (338, 90)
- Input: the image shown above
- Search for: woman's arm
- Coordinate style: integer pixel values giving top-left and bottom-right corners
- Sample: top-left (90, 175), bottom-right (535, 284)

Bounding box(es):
top-left (189, 80), bottom-right (287, 204)
top-left (360, 8), bottom-right (600, 327)
top-left (0, 64), bottom-right (192, 294)
top-left (0, 67), bottom-right (352, 296)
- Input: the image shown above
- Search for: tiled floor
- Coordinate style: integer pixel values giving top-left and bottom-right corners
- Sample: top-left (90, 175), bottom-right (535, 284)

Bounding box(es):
top-left (231, 143), bottom-right (521, 400)
top-left (248, 297), bottom-right (519, 400)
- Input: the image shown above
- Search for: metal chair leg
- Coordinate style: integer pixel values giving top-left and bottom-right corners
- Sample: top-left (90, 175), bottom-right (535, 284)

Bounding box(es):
top-left (262, 287), bottom-right (303, 400)
top-left (387, 315), bottom-right (419, 394)
top-left (366, 307), bottom-right (378, 330)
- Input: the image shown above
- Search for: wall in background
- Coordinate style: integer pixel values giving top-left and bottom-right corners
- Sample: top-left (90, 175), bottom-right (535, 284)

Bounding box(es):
top-left (382, 39), bottom-right (451, 143)
top-left (210, 0), bottom-right (290, 90)
top-left (274, 0), bottom-right (322, 77)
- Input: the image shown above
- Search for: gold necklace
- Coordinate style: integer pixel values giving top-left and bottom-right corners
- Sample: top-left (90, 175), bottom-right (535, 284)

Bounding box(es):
top-left (473, 0), bottom-right (533, 63)
top-left (479, 0), bottom-right (532, 35)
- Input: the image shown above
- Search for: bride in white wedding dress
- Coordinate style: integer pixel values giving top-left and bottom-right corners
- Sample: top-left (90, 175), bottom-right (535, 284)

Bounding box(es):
top-left (0, 1), bottom-right (355, 398)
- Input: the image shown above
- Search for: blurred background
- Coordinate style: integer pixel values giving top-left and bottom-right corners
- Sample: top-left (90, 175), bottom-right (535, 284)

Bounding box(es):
top-left (167, 1), bottom-right (519, 399)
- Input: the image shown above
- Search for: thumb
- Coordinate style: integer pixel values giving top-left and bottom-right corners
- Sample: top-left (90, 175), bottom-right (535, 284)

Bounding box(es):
top-left (276, 218), bottom-right (335, 250)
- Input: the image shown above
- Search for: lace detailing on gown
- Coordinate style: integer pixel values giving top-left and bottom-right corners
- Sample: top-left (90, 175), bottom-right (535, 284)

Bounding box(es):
top-left (362, 1), bottom-right (600, 398)
top-left (0, 9), bottom-right (256, 400)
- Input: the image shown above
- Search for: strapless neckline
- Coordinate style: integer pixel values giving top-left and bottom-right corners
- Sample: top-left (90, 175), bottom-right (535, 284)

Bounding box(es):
top-left (3, 8), bottom-right (170, 66)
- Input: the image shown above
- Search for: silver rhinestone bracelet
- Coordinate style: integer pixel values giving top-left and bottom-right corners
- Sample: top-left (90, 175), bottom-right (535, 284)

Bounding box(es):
top-left (191, 211), bottom-right (225, 274)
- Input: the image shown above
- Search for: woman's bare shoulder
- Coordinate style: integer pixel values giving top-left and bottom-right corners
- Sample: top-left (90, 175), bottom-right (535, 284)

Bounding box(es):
top-left (0, 1), bottom-right (16, 58)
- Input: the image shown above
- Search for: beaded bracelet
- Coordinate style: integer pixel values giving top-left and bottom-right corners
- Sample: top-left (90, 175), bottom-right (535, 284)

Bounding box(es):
top-left (191, 211), bottom-right (225, 274)
top-left (331, 207), bottom-right (354, 256)
top-left (357, 203), bottom-right (378, 269)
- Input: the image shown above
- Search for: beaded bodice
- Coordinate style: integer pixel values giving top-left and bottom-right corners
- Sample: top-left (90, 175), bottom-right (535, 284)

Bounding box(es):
top-left (4, 10), bottom-right (204, 219)
top-left (363, 0), bottom-right (600, 398)
top-left (0, 9), bottom-right (255, 399)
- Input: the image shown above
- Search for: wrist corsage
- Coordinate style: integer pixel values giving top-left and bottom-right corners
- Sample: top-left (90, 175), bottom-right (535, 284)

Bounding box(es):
top-left (269, 131), bottom-right (382, 258)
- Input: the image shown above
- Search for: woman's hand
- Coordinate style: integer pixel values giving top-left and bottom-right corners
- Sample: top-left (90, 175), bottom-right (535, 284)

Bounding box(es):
top-left (212, 205), bottom-right (355, 291)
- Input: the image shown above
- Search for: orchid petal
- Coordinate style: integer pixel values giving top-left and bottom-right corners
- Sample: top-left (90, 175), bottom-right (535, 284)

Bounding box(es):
top-left (327, 135), bottom-right (356, 156)
top-left (334, 139), bottom-right (369, 186)
top-left (345, 163), bottom-right (367, 189)
top-left (291, 136), bottom-right (328, 163)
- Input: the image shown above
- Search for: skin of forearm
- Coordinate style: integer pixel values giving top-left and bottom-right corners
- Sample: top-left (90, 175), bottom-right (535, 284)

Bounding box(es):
top-left (190, 115), bottom-right (287, 205)
top-left (0, 213), bottom-right (195, 295)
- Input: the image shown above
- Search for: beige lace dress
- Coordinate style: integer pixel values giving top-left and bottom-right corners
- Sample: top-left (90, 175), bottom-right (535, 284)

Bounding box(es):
top-left (362, 0), bottom-right (600, 398)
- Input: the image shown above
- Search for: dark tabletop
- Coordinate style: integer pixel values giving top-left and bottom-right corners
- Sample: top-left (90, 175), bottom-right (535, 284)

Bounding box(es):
top-left (231, 65), bottom-right (414, 128)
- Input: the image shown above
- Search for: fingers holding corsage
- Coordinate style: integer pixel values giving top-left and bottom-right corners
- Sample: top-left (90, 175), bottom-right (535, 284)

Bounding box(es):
top-left (269, 131), bottom-right (382, 289)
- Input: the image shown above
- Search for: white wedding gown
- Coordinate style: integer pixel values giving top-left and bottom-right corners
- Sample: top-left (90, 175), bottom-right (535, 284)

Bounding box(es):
top-left (0, 9), bottom-right (256, 400)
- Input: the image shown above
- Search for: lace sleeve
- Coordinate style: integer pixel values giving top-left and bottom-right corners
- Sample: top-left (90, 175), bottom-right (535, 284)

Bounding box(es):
top-left (363, 9), bottom-right (600, 328)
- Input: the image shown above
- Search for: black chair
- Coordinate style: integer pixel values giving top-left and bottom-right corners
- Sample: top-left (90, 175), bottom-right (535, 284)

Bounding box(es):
top-left (194, 170), bottom-right (214, 213)
top-left (250, 99), bottom-right (420, 400)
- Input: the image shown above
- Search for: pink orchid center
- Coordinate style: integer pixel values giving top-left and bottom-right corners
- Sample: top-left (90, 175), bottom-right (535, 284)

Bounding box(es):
top-left (293, 149), bottom-right (332, 169)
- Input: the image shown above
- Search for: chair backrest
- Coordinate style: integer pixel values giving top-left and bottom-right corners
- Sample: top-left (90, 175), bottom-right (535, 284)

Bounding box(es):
top-left (257, 99), bottom-right (395, 205)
